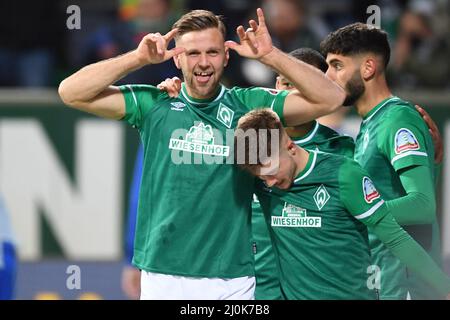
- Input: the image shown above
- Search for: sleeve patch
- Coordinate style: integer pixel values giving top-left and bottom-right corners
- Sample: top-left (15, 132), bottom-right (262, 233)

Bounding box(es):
top-left (363, 176), bottom-right (380, 203)
top-left (395, 128), bottom-right (420, 154)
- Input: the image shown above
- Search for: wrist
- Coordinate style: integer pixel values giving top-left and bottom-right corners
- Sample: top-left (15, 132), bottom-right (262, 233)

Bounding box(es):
top-left (259, 46), bottom-right (278, 66)
top-left (128, 50), bottom-right (151, 69)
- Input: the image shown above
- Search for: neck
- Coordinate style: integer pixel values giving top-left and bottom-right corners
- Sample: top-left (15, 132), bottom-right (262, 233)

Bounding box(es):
top-left (183, 83), bottom-right (221, 100)
top-left (355, 76), bottom-right (392, 117)
top-left (285, 122), bottom-right (315, 139)
top-left (293, 147), bottom-right (310, 177)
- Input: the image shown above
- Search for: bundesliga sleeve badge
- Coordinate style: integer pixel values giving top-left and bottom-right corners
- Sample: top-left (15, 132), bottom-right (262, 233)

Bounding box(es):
top-left (362, 177), bottom-right (380, 203)
top-left (394, 128), bottom-right (420, 154)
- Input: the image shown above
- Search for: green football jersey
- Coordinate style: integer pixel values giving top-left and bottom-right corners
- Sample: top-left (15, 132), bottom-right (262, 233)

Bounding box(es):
top-left (252, 121), bottom-right (355, 300)
top-left (120, 83), bottom-right (288, 278)
top-left (354, 96), bottom-right (441, 299)
top-left (256, 150), bottom-right (387, 300)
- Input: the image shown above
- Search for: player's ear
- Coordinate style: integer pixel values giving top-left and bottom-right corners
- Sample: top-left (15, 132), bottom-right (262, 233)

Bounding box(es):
top-left (173, 54), bottom-right (181, 70)
top-left (362, 57), bottom-right (376, 80)
top-left (224, 47), bottom-right (230, 67)
top-left (275, 76), bottom-right (282, 90)
top-left (287, 140), bottom-right (296, 155)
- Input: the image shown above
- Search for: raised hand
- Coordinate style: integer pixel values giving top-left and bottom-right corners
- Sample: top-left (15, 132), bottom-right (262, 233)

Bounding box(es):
top-left (225, 8), bottom-right (274, 60)
top-left (157, 76), bottom-right (182, 98)
top-left (415, 105), bottom-right (443, 164)
top-left (135, 28), bottom-right (185, 66)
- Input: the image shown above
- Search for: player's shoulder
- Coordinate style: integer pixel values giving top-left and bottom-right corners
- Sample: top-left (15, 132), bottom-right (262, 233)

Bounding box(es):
top-left (314, 149), bottom-right (348, 167)
top-left (230, 86), bottom-right (283, 96)
top-left (382, 98), bottom-right (422, 123)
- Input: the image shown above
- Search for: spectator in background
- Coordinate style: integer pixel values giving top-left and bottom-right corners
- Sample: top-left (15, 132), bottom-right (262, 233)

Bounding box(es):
top-left (0, 1), bottom-right (62, 87)
top-left (390, 0), bottom-right (450, 89)
top-left (229, 0), bottom-right (323, 87)
top-left (73, 0), bottom-right (180, 85)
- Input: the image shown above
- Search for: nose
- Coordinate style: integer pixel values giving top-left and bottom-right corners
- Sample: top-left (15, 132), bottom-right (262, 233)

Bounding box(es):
top-left (325, 67), bottom-right (335, 81)
top-left (199, 53), bottom-right (209, 68)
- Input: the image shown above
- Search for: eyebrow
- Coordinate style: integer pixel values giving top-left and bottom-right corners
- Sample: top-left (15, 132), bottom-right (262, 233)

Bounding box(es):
top-left (328, 58), bottom-right (342, 65)
top-left (186, 47), bottom-right (221, 53)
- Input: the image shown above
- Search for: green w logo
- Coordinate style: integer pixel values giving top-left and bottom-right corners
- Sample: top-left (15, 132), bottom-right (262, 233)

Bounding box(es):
top-left (314, 185), bottom-right (330, 210)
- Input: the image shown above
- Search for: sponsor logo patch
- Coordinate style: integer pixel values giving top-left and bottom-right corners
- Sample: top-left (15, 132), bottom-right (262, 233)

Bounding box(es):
top-left (363, 176), bottom-right (380, 203)
top-left (170, 102), bottom-right (186, 111)
top-left (271, 202), bottom-right (321, 228)
top-left (395, 128), bottom-right (419, 154)
top-left (169, 122), bottom-right (229, 157)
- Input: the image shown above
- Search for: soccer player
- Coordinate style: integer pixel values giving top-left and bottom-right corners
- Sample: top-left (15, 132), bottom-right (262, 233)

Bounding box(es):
top-left (252, 48), bottom-right (354, 300)
top-left (234, 108), bottom-right (450, 300)
top-left (58, 8), bottom-right (345, 299)
top-left (155, 49), bottom-right (444, 300)
top-left (321, 23), bottom-right (444, 299)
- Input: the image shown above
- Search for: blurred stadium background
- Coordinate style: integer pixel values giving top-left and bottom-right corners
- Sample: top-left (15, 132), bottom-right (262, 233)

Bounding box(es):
top-left (1, 0), bottom-right (450, 299)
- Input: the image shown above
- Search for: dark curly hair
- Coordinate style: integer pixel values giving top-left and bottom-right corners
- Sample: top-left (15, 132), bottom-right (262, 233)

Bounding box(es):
top-left (289, 48), bottom-right (328, 73)
top-left (320, 23), bottom-right (390, 69)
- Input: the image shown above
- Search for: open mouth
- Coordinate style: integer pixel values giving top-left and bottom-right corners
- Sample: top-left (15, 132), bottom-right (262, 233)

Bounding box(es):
top-left (194, 71), bottom-right (213, 84)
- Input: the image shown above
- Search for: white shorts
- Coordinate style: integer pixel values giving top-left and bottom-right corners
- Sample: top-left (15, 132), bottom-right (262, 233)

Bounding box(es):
top-left (140, 271), bottom-right (255, 300)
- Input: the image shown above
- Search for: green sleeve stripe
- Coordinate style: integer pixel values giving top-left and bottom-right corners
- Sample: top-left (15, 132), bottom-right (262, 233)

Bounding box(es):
top-left (354, 200), bottom-right (385, 220)
top-left (391, 151), bottom-right (428, 165)
top-left (271, 98), bottom-right (286, 127)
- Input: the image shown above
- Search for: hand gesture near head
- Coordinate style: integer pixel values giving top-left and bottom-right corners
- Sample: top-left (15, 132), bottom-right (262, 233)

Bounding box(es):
top-left (225, 8), bottom-right (274, 60)
top-left (135, 28), bottom-right (185, 66)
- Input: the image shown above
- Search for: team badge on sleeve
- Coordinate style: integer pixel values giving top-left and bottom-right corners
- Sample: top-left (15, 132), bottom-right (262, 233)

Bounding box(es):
top-left (395, 128), bottom-right (420, 154)
top-left (362, 177), bottom-right (380, 203)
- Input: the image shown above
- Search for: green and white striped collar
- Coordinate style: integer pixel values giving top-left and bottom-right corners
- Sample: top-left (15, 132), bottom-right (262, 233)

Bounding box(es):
top-left (292, 121), bottom-right (320, 145)
top-left (180, 83), bottom-right (226, 105)
top-left (363, 96), bottom-right (401, 124)
top-left (294, 150), bottom-right (317, 183)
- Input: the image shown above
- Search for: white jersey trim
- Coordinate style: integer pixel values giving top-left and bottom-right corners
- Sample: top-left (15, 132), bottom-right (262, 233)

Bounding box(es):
top-left (391, 151), bottom-right (428, 165)
top-left (126, 85), bottom-right (138, 107)
top-left (363, 96), bottom-right (401, 124)
top-left (355, 200), bottom-right (384, 220)
top-left (294, 150), bottom-right (317, 183)
top-left (293, 121), bottom-right (319, 145)
top-left (181, 84), bottom-right (226, 105)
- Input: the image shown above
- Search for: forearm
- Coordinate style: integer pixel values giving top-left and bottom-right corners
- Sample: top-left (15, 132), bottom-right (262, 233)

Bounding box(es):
top-left (385, 165), bottom-right (436, 225)
top-left (260, 47), bottom-right (345, 111)
top-left (59, 50), bottom-right (145, 105)
top-left (371, 213), bottom-right (450, 298)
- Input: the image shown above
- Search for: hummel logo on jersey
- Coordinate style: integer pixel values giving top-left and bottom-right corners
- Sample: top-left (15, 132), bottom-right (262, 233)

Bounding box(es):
top-left (313, 185), bottom-right (330, 210)
top-left (395, 128), bottom-right (419, 154)
top-left (169, 122), bottom-right (230, 156)
top-left (271, 202), bottom-right (321, 228)
top-left (363, 176), bottom-right (380, 203)
top-left (217, 103), bottom-right (234, 128)
top-left (170, 102), bottom-right (186, 111)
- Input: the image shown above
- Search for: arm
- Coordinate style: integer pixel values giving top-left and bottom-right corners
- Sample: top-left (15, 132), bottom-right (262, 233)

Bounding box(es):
top-left (385, 165), bottom-right (436, 225)
top-left (225, 8), bottom-right (345, 126)
top-left (339, 161), bottom-right (450, 298)
top-left (415, 105), bottom-right (443, 164)
top-left (369, 209), bottom-right (450, 298)
top-left (58, 29), bottom-right (185, 119)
